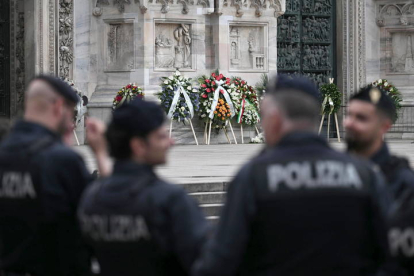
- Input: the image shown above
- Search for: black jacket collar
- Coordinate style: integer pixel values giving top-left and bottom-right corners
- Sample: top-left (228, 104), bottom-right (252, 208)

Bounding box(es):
top-left (277, 131), bottom-right (328, 149)
top-left (370, 142), bottom-right (390, 168)
top-left (113, 160), bottom-right (156, 177)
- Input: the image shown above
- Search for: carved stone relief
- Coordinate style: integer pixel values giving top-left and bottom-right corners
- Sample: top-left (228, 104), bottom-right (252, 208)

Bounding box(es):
top-left (303, 71), bottom-right (331, 88)
top-left (390, 33), bottom-right (414, 73)
top-left (302, 16), bottom-right (330, 42)
top-left (377, 3), bottom-right (414, 27)
top-left (59, 0), bottom-right (74, 79)
top-left (277, 16), bottom-right (300, 41)
top-left (155, 23), bottom-right (193, 71)
top-left (229, 25), bottom-right (267, 71)
top-left (277, 42), bottom-right (300, 69)
top-left (303, 45), bottom-right (331, 70)
top-left (106, 22), bottom-right (134, 71)
top-left (302, 0), bottom-right (331, 14)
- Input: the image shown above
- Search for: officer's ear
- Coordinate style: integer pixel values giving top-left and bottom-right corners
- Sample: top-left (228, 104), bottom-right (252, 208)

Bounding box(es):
top-left (51, 97), bottom-right (65, 117)
top-left (130, 136), bottom-right (148, 160)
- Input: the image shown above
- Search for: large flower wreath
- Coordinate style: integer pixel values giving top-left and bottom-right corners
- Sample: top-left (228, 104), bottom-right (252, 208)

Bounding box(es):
top-left (198, 72), bottom-right (236, 129)
top-left (157, 70), bottom-right (199, 123)
top-left (320, 82), bottom-right (341, 116)
top-left (372, 79), bottom-right (402, 119)
top-left (231, 77), bottom-right (260, 126)
top-left (112, 83), bottom-right (144, 110)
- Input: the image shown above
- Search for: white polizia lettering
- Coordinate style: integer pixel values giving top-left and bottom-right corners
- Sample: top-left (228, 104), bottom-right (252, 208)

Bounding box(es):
top-left (389, 228), bottom-right (414, 257)
top-left (80, 214), bottom-right (151, 242)
top-left (267, 161), bottom-right (362, 192)
top-left (0, 172), bottom-right (36, 198)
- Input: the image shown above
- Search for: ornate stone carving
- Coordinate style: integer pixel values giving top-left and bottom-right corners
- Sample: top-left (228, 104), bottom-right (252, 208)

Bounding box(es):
top-left (277, 42), bottom-right (300, 70)
top-left (303, 71), bottom-right (331, 88)
top-left (390, 33), bottom-right (414, 73)
top-left (277, 16), bottom-right (299, 41)
top-left (285, 0), bottom-right (300, 12)
top-left (15, 12), bottom-right (25, 104)
top-left (59, 0), bottom-right (74, 79)
top-left (302, 0), bottom-right (332, 14)
top-left (197, 0), bottom-right (210, 8)
top-left (303, 45), bottom-right (331, 70)
top-left (251, 0), bottom-right (266, 17)
top-left (231, 0), bottom-right (248, 17)
top-left (178, 0), bottom-right (194, 14)
top-left (377, 2), bottom-right (414, 27)
top-left (113, 0), bottom-right (131, 12)
top-left (39, 0), bottom-right (43, 73)
top-left (229, 25), bottom-right (267, 71)
top-left (155, 23), bottom-right (193, 71)
top-left (303, 16), bottom-right (330, 42)
top-left (134, 0), bottom-right (148, 13)
top-left (270, 0), bottom-right (284, 17)
top-left (49, 0), bottom-right (56, 73)
top-left (106, 22), bottom-right (134, 71)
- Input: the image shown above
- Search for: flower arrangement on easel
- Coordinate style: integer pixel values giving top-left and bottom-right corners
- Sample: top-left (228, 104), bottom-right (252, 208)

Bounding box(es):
top-left (157, 70), bottom-right (200, 145)
top-left (112, 83), bottom-right (144, 110)
top-left (63, 78), bottom-right (88, 146)
top-left (198, 71), bottom-right (238, 145)
top-left (372, 78), bottom-right (402, 121)
top-left (231, 77), bottom-right (261, 144)
top-left (318, 78), bottom-right (342, 142)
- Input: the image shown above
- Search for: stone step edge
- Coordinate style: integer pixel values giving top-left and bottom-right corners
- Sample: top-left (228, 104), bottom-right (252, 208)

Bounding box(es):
top-left (189, 191), bottom-right (227, 195)
top-left (199, 203), bottom-right (225, 207)
top-left (207, 216), bottom-right (219, 220)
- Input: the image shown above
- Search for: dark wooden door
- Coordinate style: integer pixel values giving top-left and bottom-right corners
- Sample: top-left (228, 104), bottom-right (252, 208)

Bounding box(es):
top-left (0, 0), bottom-right (10, 118)
top-left (277, 0), bottom-right (336, 87)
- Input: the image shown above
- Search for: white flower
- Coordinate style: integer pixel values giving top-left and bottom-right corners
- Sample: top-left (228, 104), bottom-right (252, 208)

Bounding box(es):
top-left (378, 79), bottom-right (383, 84)
top-left (169, 76), bottom-right (174, 80)
top-left (201, 114), bottom-right (206, 118)
top-left (384, 82), bottom-right (389, 87)
top-left (179, 76), bottom-right (183, 81)
top-left (175, 70), bottom-right (181, 76)
top-left (192, 89), bottom-right (197, 92)
top-left (168, 85), bottom-right (173, 90)
top-left (181, 107), bottom-right (185, 111)
top-left (164, 80), bottom-right (169, 85)
top-left (187, 86), bottom-right (192, 90)
top-left (203, 102), bottom-right (207, 106)
top-left (390, 88), bottom-right (394, 92)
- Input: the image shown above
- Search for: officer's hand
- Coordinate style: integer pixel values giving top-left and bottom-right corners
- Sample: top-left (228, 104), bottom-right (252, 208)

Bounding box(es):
top-left (86, 117), bottom-right (107, 154)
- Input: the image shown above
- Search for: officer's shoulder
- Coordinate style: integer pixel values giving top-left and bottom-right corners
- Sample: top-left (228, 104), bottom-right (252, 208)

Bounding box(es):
top-left (39, 142), bottom-right (84, 163)
top-left (151, 178), bottom-right (186, 196)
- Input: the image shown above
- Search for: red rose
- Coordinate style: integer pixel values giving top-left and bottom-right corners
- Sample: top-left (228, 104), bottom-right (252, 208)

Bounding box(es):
top-left (226, 78), bottom-right (230, 82)
top-left (206, 79), bottom-right (211, 83)
top-left (212, 81), bottom-right (216, 86)
top-left (241, 81), bottom-right (245, 85)
top-left (226, 80), bottom-right (230, 84)
top-left (206, 88), bottom-right (211, 93)
top-left (201, 84), bottom-right (207, 88)
top-left (212, 73), bottom-right (216, 77)
top-left (202, 94), bottom-right (208, 98)
top-left (219, 74), bottom-right (223, 79)
top-left (212, 88), bottom-right (215, 91)
top-left (220, 90), bottom-right (224, 94)
top-left (215, 76), bottom-right (221, 81)
top-left (116, 96), bottom-right (123, 102)
top-left (126, 84), bottom-right (131, 89)
top-left (235, 82), bottom-right (239, 85)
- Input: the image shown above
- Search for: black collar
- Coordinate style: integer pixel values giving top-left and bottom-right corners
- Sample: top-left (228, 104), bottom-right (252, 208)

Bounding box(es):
top-left (113, 160), bottom-right (156, 177)
top-left (276, 131), bottom-right (329, 148)
top-left (370, 142), bottom-right (390, 168)
top-left (12, 120), bottom-right (61, 142)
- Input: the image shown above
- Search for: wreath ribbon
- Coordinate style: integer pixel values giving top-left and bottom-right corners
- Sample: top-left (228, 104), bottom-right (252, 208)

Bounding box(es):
top-left (209, 80), bottom-right (235, 120)
top-left (237, 98), bottom-right (260, 124)
top-left (167, 83), bottom-right (194, 119)
top-left (321, 95), bottom-right (335, 115)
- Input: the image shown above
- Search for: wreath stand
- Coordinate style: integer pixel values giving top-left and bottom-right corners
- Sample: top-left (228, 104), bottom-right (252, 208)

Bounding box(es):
top-left (318, 79), bottom-right (341, 142)
top-left (318, 112), bottom-right (341, 142)
top-left (240, 124), bottom-right (261, 144)
top-left (204, 119), bottom-right (237, 145)
top-left (169, 119), bottom-right (199, 145)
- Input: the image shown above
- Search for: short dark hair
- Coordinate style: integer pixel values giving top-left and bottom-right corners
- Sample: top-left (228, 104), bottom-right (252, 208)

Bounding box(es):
top-left (268, 91), bottom-right (320, 125)
top-left (350, 85), bottom-right (396, 122)
top-left (266, 74), bottom-right (321, 126)
top-left (106, 123), bottom-right (135, 160)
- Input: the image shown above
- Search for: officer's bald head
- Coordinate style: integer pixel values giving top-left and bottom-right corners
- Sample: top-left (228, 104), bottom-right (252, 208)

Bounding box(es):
top-left (25, 79), bottom-right (61, 112)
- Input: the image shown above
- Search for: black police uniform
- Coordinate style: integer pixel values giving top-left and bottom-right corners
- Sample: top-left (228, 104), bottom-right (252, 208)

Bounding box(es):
top-left (371, 143), bottom-right (414, 274)
top-left (193, 132), bottom-right (395, 276)
top-left (78, 160), bottom-right (209, 276)
top-left (0, 121), bottom-right (93, 276)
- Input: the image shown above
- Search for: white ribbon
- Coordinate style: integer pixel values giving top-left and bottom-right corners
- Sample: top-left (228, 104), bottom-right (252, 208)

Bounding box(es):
top-left (167, 82), bottom-right (194, 119)
top-left (209, 80), bottom-right (235, 119)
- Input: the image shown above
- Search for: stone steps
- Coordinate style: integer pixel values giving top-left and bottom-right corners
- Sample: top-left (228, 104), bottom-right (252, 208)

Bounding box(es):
top-left (179, 183), bottom-right (228, 221)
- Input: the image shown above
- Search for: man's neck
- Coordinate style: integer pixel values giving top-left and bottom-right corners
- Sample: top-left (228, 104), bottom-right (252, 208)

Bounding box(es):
top-left (353, 139), bottom-right (384, 159)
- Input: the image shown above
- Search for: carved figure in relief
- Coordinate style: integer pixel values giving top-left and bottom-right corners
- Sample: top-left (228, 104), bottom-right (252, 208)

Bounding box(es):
top-left (231, 42), bottom-right (237, 59)
top-left (173, 24), bottom-right (191, 68)
top-left (392, 35), bottom-right (414, 73)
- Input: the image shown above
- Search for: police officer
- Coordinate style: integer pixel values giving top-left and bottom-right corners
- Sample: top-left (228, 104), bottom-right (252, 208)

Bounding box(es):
top-left (78, 98), bottom-right (209, 276)
top-left (0, 75), bottom-right (109, 276)
top-left (345, 85), bottom-right (414, 274)
top-left (192, 75), bottom-right (397, 276)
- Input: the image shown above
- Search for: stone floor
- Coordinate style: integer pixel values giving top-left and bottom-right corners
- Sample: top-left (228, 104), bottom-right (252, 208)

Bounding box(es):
top-left (74, 140), bottom-right (414, 219)
top-left (74, 140), bottom-right (414, 181)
